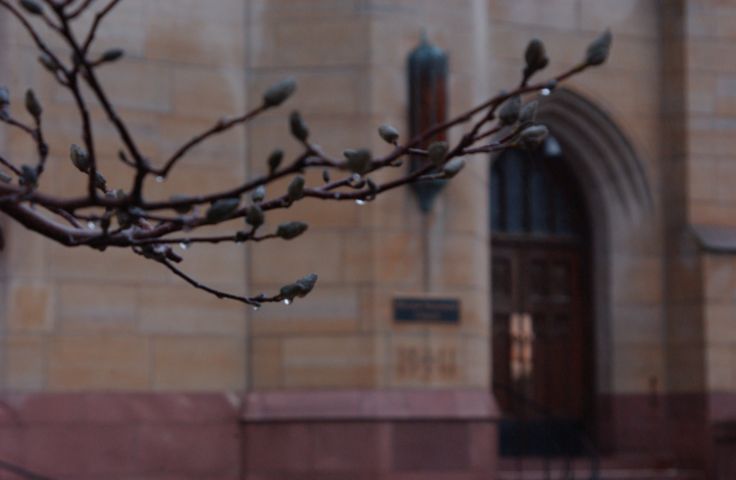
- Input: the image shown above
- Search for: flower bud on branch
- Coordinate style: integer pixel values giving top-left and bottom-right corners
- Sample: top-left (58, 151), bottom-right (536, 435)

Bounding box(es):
top-left (519, 100), bottom-right (538, 125)
top-left (206, 197), bottom-right (240, 223)
top-left (499, 95), bottom-right (522, 126)
top-left (263, 77), bottom-right (297, 107)
top-left (524, 38), bottom-right (549, 82)
top-left (98, 48), bottom-right (125, 64)
top-left (24, 89), bottom-right (42, 119)
top-left (289, 111), bottom-right (309, 142)
top-left (0, 86), bottom-right (9, 107)
top-left (70, 144), bottom-right (90, 172)
top-left (267, 149), bottom-right (283, 173)
top-left (277, 221), bottom-right (308, 240)
top-left (344, 148), bottom-right (372, 174)
top-left (19, 0), bottom-right (43, 15)
top-left (251, 185), bottom-right (266, 203)
top-left (287, 175), bottom-right (305, 201)
top-left (38, 54), bottom-right (59, 72)
top-left (378, 124), bottom-right (400, 145)
top-left (443, 158), bottom-right (465, 178)
top-left (246, 204), bottom-right (264, 228)
top-left (585, 29), bottom-right (612, 66)
top-left (280, 273), bottom-right (318, 303)
top-left (19, 164), bottom-right (38, 188)
top-left (427, 141), bottom-right (448, 166)
top-left (519, 125), bottom-right (549, 150)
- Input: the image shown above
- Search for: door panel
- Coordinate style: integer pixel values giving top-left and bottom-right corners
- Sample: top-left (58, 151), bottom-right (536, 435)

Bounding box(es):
top-left (491, 245), bottom-right (516, 413)
top-left (492, 239), bottom-right (590, 455)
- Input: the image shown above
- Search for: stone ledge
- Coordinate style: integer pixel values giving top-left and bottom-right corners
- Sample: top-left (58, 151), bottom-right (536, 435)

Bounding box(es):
top-left (241, 388), bottom-right (499, 422)
top-left (0, 392), bottom-right (240, 426)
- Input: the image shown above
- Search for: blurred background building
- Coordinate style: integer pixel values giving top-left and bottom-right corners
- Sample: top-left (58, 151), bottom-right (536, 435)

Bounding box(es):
top-left (0, 0), bottom-right (735, 479)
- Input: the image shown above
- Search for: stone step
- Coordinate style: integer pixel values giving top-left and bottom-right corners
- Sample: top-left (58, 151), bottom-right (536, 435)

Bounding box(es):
top-left (498, 455), bottom-right (704, 480)
top-left (497, 467), bottom-right (704, 480)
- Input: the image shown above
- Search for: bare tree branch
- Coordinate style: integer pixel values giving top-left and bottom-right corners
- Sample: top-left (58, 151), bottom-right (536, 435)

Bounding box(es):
top-left (0, 4), bottom-right (613, 306)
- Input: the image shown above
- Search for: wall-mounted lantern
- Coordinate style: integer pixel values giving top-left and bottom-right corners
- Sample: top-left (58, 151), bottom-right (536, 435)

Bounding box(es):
top-left (407, 32), bottom-right (449, 213)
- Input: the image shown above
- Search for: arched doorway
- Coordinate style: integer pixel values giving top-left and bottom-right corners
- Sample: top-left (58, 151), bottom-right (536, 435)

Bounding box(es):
top-left (491, 136), bottom-right (594, 456)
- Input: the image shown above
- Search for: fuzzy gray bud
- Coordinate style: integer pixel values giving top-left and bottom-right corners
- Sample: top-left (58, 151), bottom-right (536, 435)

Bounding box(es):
top-left (24, 89), bottom-right (42, 118)
top-left (276, 221), bottom-right (308, 240)
top-left (0, 170), bottom-right (12, 183)
top-left (427, 141), bottom-right (449, 166)
top-left (0, 86), bottom-right (9, 107)
top-left (289, 111), bottom-right (309, 142)
top-left (19, 0), bottom-right (43, 15)
top-left (280, 273), bottom-right (318, 302)
top-left (524, 38), bottom-right (549, 77)
top-left (0, 87), bottom-right (9, 119)
top-left (19, 164), bottom-right (38, 188)
top-left (279, 283), bottom-right (301, 301)
top-left (343, 148), bottom-right (372, 174)
top-left (246, 204), bottom-right (265, 228)
top-left (322, 169), bottom-right (331, 183)
top-left (263, 77), bottom-right (297, 107)
top-left (170, 195), bottom-right (193, 214)
top-left (94, 172), bottom-right (107, 191)
top-left (519, 100), bottom-right (538, 125)
top-left (499, 95), bottom-right (522, 126)
top-left (519, 125), bottom-right (549, 150)
top-left (268, 149), bottom-right (283, 174)
top-left (70, 144), bottom-right (90, 173)
top-left (443, 158), bottom-right (466, 178)
top-left (287, 175), bottom-right (305, 201)
top-left (585, 29), bottom-right (612, 66)
top-left (251, 185), bottom-right (266, 203)
top-left (115, 209), bottom-right (133, 229)
top-left (378, 124), bottom-right (399, 145)
top-left (295, 273), bottom-right (318, 296)
top-left (206, 197), bottom-right (240, 222)
top-left (38, 54), bottom-right (58, 72)
top-left (100, 48), bottom-right (125, 63)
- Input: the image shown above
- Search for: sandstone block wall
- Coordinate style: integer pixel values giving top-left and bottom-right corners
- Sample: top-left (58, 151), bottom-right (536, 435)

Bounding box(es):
top-left (0, 0), bottom-right (250, 392)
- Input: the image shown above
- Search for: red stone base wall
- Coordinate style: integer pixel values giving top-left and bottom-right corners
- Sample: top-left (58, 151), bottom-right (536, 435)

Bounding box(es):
top-left (0, 390), bottom-right (498, 480)
top-left (241, 390), bottom-right (498, 480)
top-left (0, 393), bottom-right (242, 479)
top-left (597, 392), bottom-right (736, 477)
top-left (1, 390), bottom-right (731, 479)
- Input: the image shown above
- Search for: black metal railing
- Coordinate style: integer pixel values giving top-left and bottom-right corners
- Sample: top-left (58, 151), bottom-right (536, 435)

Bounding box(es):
top-left (494, 381), bottom-right (599, 480)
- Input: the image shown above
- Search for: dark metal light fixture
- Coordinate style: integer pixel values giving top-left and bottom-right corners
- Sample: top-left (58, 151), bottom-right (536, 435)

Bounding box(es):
top-left (407, 32), bottom-right (449, 213)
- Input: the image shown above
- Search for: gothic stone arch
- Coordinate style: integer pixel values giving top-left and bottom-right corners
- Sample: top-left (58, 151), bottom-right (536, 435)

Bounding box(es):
top-left (493, 87), bottom-right (661, 453)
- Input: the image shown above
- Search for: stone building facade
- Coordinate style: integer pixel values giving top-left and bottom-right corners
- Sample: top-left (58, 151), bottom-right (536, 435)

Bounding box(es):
top-left (0, 0), bottom-right (735, 479)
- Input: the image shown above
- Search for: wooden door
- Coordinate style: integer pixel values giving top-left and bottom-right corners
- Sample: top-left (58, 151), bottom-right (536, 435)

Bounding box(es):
top-left (493, 240), bottom-right (587, 417)
top-left (490, 142), bottom-right (593, 455)
top-left (492, 238), bottom-right (591, 455)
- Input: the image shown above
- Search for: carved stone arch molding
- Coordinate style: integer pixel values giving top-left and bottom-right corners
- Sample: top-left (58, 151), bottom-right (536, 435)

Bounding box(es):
top-left (535, 87), bottom-right (657, 394)
top-left (538, 88), bottom-right (654, 220)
